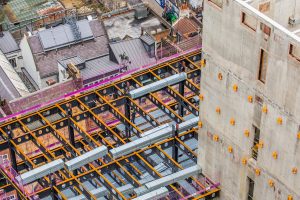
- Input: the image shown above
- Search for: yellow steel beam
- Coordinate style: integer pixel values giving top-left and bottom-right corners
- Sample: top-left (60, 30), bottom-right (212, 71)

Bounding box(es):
top-left (136, 154), bottom-right (185, 198)
top-left (149, 71), bottom-right (199, 112)
top-left (131, 77), bottom-right (184, 122)
top-left (95, 91), bottom-right (144, 136)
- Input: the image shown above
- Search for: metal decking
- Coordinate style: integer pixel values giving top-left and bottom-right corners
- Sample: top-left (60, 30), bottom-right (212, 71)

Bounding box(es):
top-left (0, 50), bottom-right (220, 200)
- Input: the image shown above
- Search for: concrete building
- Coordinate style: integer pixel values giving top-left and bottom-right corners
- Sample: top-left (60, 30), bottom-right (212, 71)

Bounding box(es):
top-left (199, 0), bottom-right (300, 200)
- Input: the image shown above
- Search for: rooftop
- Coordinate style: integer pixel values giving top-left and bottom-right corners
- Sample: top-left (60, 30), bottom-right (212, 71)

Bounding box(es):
top-left (0, 31), bottom-right (20, 54)
top-left (0, 50), bottom-right (28, 101)
top-left (38, 19), bottom-right (94, 52)
top-left (103, 10), bottom-right (163, 40)
top-left (5, 0), bottom-right (64, 22)
top-left (109, 37), bottom-right (156, 70)
top-left (173, 17), bottom-right (200, 37)
top-left (27, 19), bottom-right (109, 78)
top-left (58, 36), bottom-right (156, 82)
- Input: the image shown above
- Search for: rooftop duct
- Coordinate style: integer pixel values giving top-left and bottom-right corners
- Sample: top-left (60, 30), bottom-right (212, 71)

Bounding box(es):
top-left (110, 117), bottom-right (199, 159)
top-left (19, 159), bottom-right (64, 184)
top-left (135, 165), bottom-right (201, 196)
top-left (132, 187), bottom-right (169, 200)
top-left (129, 73), bottom-right (187, 99)
top-left (65, 146), bottom-right (107, 171)
top-left (68, 187), bottom-right (108, 200)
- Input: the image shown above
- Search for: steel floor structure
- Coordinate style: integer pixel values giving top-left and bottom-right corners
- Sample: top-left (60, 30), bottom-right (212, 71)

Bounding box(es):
top-left (0, 50), bottom-right (220, 200)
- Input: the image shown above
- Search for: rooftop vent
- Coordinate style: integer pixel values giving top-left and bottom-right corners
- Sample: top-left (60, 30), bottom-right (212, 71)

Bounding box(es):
top-left (289, 16), bottom-right (300, 26)
top-left (135, 7), bottom-right (148, 19)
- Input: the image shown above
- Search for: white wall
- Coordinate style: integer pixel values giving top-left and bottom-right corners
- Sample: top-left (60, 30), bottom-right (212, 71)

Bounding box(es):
top-left (20, 35), bottom-right (42, 89)
top-left (58, 63), bottom-right (68, 83)
top-left (5, 50), bottom-right (24, 72)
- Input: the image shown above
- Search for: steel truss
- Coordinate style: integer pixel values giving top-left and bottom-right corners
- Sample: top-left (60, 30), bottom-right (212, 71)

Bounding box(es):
top-left (0, 51), bottom-right (220, 200)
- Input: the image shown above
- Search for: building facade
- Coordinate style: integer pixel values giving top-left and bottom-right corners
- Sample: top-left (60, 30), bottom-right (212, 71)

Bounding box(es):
top-left (198, 0), bottom-right (300, 200)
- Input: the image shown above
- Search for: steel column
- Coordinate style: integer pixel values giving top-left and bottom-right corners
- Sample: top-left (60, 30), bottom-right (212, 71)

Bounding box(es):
top-left (7, 127), bottom-right (17, 172)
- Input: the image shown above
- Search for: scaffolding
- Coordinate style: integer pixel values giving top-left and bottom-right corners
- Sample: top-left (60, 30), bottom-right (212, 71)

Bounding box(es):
top-left (0, 50), bottom-right (220, 200)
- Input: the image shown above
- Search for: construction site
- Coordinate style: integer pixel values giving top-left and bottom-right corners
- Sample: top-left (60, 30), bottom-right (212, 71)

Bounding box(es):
top-left (0, 0), bottom-right (299, 200)
top-left (0, 50), bottom-right (220, 200)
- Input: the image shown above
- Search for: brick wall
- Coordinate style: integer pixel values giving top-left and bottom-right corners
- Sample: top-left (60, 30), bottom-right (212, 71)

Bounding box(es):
top-left (8, 79), bottom-right (82, 114)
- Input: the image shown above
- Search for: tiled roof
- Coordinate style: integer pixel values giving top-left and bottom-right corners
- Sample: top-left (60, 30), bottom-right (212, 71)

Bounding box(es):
top-left (173, 17), bottom-right (199, 36)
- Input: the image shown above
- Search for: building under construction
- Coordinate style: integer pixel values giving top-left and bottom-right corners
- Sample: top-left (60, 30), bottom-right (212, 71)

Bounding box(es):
top-left (0, 50), bottom-right (220, 200)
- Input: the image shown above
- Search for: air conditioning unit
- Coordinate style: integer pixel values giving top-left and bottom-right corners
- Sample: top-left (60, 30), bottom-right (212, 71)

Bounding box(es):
top-left (289, 16), bottom-right (300, 25)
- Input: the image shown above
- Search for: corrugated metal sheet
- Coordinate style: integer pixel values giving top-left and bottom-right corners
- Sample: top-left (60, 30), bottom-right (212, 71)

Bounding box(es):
top-left (0, 50), bottom-right (28, 101)
top-left (58, 56), bottom-right (84, 68)
top-left (109, 38), bottom-right (156, 70)
top-left (82, 55), bottom-right (118, 80)
top-left (0, 31), bottom-right (20, 54)
top-left (38, 19), bottom-right (94, 52)
top-left (140, 34), bottom-right (155, 46)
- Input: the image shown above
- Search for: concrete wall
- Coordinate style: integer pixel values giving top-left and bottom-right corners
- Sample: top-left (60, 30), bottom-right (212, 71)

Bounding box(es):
top-left (247, 0), bottom-right (300, 29)
top-left (20, 35), bottom-right (42, 89)
top-left (199, 0), bottom-right (300, 200)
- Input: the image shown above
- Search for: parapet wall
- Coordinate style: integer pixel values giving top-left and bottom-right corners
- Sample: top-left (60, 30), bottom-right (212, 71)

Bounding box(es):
top-left (8, 79), bottom-right (82, 114)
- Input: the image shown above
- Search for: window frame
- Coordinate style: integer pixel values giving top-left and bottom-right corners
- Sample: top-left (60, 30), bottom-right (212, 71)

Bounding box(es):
top-left (208, 0), bottom-right (223, 9)
top-left (258, 49), bottom-right (268, 83)
top-left (289, 44), bottom-right (300, 62)
top-left (241, 12), bottom-right (257, 32)
top-left (247, 177), bottom-right (255, 200)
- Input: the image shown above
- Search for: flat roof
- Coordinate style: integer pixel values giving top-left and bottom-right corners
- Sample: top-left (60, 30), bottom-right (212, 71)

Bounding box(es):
top-left (103, 11), bottom-right (162, 40)
top-left (109, 38), bottom-right (156, 70)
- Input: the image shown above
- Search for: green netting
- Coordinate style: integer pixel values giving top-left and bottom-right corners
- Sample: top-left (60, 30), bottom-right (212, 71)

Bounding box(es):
top-left (8, 0), bottom-right (58, 21)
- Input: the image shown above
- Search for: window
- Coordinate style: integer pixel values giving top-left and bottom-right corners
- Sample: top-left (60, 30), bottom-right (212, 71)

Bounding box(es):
top-left (247, 177), bottom-right (255, 200)
top-left (259, 2), bottom-right (270, 14)
top-left (208, 0), bottom-right (223, 8)
top-left (258, 49), bottom-right (268, 83)
top-left (289, 44), bottom-right (300, 62)
top-left (252, 125), bottom-right (260, 160)
top-left (9, 58), bottom-right (17, 68)
top-left (260, 23), bottom-right (271, 36)
top-left (242, 12), bottom-right (257, 31)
